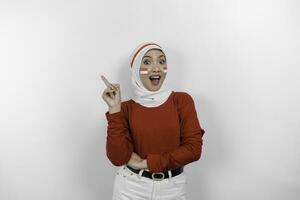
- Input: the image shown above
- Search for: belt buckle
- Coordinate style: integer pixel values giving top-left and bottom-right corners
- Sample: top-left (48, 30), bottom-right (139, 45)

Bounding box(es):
top-left (151, 172), bottom-right (165, 181)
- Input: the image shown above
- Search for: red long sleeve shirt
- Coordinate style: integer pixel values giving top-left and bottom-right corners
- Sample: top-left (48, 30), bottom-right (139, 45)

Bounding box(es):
top-left (105, 91), bottom-right (205, 173)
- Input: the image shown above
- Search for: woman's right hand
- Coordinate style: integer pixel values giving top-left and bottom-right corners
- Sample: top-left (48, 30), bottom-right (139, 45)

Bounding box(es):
top-left (101, 75), bottom-right (121, 111)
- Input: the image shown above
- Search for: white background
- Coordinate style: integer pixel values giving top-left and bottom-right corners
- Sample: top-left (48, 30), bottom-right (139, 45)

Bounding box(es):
top-left (0, 0), bottom-right (299, 200)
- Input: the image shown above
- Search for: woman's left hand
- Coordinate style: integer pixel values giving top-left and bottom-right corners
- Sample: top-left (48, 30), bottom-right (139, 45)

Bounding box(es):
top-left (127, 152), bottom-right (148, 170)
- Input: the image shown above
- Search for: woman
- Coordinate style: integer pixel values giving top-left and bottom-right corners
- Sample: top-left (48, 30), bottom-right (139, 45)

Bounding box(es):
top-left (101, 42), bottom-right (205, 200)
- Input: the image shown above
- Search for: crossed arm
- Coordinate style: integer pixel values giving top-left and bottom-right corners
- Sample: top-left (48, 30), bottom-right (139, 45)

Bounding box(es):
top-left (105, 93), bottom-right (205, 173)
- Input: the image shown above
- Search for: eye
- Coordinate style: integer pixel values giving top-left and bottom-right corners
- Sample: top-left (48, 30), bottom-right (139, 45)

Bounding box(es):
top-left (160, 59), bottom-right (166, 64)
top-left (143, 60), bottom-right (151, 65)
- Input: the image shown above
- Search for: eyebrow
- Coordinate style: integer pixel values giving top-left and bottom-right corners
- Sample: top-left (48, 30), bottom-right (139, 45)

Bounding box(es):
top-left (143, 55), bottom-right (166, 59)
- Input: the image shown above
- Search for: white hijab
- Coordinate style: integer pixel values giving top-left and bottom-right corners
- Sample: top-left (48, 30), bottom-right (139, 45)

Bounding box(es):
top-left (129, 42), bottom-right (173, 107)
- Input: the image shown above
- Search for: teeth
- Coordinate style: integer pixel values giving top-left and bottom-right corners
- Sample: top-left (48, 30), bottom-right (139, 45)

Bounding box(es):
top-left (150, 75), bottom-right (160, 79)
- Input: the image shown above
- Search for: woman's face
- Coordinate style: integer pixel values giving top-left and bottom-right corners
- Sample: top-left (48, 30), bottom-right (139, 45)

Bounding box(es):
top-left (139, 49), bottom-right (167, 91)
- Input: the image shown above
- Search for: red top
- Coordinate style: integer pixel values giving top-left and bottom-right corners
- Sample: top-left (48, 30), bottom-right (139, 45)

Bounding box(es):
top-left (105, 91), bottom-right (205, 173)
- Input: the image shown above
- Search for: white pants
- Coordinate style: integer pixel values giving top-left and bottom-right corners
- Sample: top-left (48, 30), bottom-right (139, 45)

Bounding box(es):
top-left (112, 165), bottom-right (187, 200)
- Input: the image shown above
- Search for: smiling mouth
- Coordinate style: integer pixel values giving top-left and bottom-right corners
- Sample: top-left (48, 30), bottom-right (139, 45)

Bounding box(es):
top-left (149, 75), bottom-right (161, 86)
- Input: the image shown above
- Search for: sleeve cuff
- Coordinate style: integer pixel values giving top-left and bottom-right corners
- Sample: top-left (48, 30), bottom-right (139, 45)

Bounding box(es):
top-left (124, 148), bottom-right (133, 165)
top-left (146, 154), bottom-right (162, 173)
top-left (105, 110), bottom-right (122, 121)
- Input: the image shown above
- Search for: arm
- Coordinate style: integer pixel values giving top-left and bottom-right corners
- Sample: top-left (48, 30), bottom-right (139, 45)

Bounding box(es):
top-left (146, 93), bottom-right (205, 172)
top-left (105, 103), bottom-right (134, 166)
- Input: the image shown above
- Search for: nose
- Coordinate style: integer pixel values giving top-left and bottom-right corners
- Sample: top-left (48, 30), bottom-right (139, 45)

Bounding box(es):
top-left (151, 64), bottom-right (161, 73)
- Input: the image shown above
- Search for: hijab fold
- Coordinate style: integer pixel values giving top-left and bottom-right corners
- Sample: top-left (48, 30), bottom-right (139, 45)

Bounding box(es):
top-left (129, 42), bottom-right (173, 107)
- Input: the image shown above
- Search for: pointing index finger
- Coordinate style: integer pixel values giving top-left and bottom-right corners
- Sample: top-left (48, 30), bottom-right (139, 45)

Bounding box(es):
top-left (101, 75), bottom-right (117, 90)
top-left (101, 75), bottom-right (111, 86)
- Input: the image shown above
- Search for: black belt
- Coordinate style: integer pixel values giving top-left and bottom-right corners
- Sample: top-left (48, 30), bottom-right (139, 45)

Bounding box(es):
top-left (125, 165), bottom-right (183, 181)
